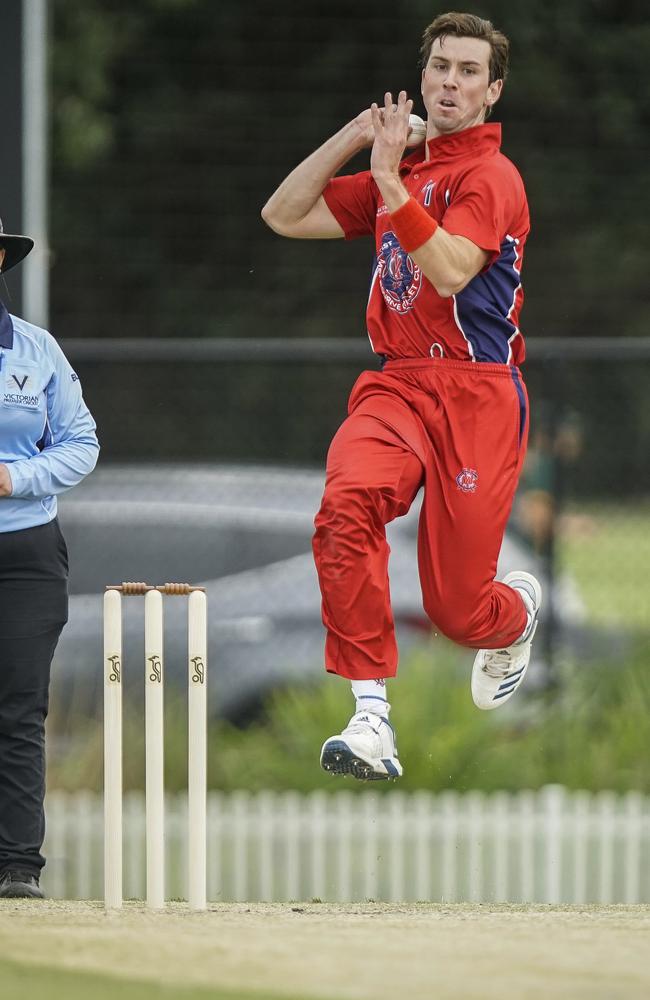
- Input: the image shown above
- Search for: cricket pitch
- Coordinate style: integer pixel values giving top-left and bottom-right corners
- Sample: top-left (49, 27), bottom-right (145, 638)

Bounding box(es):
top-left (0, 900), bottom-right (648, 1000)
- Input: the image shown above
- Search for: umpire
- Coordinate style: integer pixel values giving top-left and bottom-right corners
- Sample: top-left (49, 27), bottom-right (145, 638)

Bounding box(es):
top-left (0, 220), bottom-right (99, 898)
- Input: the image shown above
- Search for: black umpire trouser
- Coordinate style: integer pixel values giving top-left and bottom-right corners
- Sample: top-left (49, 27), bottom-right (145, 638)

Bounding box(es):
top-left (0, 519), bottom-right (68, 876)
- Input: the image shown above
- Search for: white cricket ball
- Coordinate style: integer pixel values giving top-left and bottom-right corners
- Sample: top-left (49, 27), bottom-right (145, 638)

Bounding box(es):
top-left (406, 113), bottom-right (427, 147)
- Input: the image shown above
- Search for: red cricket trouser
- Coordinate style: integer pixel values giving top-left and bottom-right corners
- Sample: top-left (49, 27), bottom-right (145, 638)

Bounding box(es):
top-left (312, 357), bottom-right (530, 680)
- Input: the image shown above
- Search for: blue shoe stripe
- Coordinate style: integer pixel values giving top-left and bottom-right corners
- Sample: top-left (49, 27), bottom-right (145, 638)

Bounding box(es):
top-left (497, 680), bottom-right (522, 694)
top-left (495, 677), bottom-right (524, 694)
top-left (382, 759), bottom-right (400, 777)
top-left (493, 688), bottom-right (518, 700)
top-left (497, 668), bottom-right (526, 691)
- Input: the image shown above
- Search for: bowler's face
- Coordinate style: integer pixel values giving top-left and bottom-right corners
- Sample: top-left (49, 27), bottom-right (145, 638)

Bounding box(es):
top-left (421, 35), bottom-right (502, 138)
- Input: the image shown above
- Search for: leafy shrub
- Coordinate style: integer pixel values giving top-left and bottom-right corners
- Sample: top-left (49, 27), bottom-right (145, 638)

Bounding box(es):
top-left (49, 638), bottom-right (650, 793)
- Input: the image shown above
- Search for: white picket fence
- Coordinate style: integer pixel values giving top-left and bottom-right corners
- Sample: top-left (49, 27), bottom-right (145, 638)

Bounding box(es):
top-left (42, 786), bottom-right (650, 903)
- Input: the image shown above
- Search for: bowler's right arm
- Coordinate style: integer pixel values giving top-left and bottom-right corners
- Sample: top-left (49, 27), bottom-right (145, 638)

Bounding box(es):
top-left (261, 111), bottom-right (375, 239)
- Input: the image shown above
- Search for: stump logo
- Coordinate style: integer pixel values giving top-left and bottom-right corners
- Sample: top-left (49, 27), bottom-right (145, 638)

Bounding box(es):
top-left (378, 230), bottom-right (421, 314)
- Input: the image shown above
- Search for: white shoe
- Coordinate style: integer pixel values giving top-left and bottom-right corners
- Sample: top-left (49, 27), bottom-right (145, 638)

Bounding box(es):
top-left (471, 571), bottom-right (542, 711)
top-left (320, 711), bottom-right (402, 781)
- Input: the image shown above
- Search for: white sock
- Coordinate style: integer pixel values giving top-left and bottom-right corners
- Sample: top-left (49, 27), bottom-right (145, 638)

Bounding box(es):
top-left (351, 679), bottom-right (390, 717)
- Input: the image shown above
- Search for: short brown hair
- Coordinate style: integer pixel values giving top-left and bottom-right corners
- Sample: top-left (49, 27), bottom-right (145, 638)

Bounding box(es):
top-left (420, 12), bottom-right (509, 84)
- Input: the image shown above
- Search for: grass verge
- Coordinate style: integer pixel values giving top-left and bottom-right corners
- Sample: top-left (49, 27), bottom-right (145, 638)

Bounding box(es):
top-left (0, 957), bottom-right (300, 1000)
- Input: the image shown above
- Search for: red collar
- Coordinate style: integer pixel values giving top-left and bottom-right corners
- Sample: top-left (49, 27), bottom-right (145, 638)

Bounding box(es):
top-left (401, 123), bottom-right (502, 171)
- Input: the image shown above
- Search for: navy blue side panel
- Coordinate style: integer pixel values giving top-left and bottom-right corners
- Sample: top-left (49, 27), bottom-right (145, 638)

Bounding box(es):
top-left (453, 237), bottom-right (521, 362)
top-left (510, 367), bottom-right (527, 445)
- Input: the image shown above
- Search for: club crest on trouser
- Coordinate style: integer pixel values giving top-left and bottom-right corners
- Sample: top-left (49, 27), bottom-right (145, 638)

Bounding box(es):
top-left (377, 230), bottom-right (422, 314)
top-left (456, 467), bottom-right (479, 493)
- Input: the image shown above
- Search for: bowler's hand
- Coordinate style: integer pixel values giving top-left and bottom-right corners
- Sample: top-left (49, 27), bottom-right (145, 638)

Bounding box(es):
top-left (351, 107), bottom-right (378, 148)
top-left (0, 464), bottom-right (13, 497)
top-left (370, 90), bottom-right (413, 184)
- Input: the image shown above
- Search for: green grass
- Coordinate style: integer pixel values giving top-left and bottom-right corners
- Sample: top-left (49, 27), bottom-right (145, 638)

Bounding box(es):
top-left (0, 958), bottom-right (304, 1000)
top-left (560, 500), bottom-right (650, 627)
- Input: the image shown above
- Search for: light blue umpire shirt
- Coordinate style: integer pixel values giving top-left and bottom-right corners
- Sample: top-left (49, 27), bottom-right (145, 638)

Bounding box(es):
top-left (0, 302), bottom-right (99, 532)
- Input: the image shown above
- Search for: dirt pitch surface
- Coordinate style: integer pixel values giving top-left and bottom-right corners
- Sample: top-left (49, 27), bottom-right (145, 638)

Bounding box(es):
top-left (1, 900), bottom-right (649, 1000)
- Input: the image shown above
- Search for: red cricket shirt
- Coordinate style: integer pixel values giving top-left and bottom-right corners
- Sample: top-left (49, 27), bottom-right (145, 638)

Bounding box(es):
top-left (322, 123), bottom-right (530, 365)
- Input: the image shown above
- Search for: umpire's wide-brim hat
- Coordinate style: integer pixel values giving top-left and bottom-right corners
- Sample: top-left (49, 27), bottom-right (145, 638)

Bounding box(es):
top-left (0, 218), bottom-right (34, 273)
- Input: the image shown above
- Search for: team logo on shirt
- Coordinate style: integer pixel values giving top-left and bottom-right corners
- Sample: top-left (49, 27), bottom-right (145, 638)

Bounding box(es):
top-left (3, 368), bottom-right (40, 408)
top-left (456, 468), bottom-right (479, 493)
top-left (377, 230), bottom-right (422, 314)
